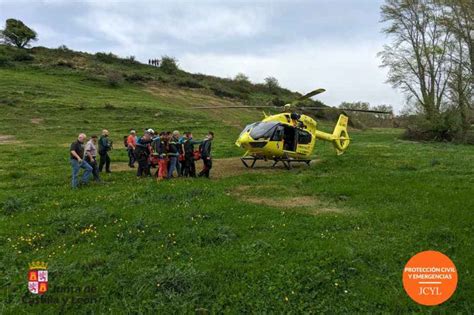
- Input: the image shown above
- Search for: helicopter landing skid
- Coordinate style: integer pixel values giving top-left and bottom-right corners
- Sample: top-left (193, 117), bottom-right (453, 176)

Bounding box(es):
top-left (240, 156), bottom-right (265, 168)
top-left (271, 158), bottom-right (311, 170)
top-left (240, 156), bottom-right (311, 170)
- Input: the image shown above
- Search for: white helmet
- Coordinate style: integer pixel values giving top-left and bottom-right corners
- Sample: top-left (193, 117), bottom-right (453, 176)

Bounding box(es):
top-left (146, 128), bottom-right (155, 134)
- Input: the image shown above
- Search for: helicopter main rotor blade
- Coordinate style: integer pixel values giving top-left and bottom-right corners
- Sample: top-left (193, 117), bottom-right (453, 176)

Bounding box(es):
top-left (301, 106), bottom-right (392, 114)
top-left (290, 88), bottom-right (326, 105)
top-left (193, 105), bottom-right (277, 109)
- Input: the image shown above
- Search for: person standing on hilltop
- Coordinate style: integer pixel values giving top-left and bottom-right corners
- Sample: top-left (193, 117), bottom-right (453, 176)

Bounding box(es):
top-left (69, 133), bottom-right (93, 188)
top-left (98, 129), bottom-right (112, 173)
top-left (198, 131), bottom-right (214, 178)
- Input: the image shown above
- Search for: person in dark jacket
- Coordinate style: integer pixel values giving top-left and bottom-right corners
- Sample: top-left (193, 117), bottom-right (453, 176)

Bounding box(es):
top-left (167, 130), bottom-right (180, 179)
top-left (182, 132), bottom-right (202, 177)
top-left (70, 133), bottom-right (93, 188)
top-left (98, 129), bottom-right (112, 173)
top-left (135, 131), bottom-right (152, 177)
top-left (198, 131), bottom-right (214, 178)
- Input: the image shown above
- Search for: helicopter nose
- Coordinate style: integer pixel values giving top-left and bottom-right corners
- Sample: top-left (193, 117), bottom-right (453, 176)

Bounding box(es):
top-left (235, 132), bottom-right (253, 148)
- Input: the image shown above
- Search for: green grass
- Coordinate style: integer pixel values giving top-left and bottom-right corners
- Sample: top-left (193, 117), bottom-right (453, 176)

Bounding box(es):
top-left (0, 61), bottom-right (473, 313)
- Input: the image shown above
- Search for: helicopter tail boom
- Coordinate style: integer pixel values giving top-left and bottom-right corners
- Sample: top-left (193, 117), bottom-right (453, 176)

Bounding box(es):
top-left (314, 114), bottom-right (350, 155)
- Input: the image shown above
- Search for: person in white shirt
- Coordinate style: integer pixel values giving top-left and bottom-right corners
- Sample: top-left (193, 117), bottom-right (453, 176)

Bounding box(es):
top-left (85, 135), bottom-right (100, 182)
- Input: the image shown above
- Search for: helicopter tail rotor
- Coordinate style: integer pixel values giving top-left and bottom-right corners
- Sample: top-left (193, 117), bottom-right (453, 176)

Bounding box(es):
top-left (331, 114), bottom-right (350, 155)
top-left (314, 114), bottom-right (350, 155)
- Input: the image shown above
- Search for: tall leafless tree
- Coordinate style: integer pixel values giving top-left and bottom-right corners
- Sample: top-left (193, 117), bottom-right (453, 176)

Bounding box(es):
top-left (379, 0), bottom-right (453, 121)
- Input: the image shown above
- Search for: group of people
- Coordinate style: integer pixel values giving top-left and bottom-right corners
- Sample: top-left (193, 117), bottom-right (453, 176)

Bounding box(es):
top-left (148, 59), bottom-right (160, 67)
top-left (69, 128), bottom-right (214, 189)
top-left (69, 129), bottom-right (113, 188)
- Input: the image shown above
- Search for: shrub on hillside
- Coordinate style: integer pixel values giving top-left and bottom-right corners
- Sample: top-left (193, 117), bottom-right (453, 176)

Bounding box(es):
top-left (56, 59), bottom-right (75, 68)
top-left (264, 76), bottom-right (280, 93)
top-left (57, 44), bottom-right (71, 52)
top-left (106, 71), bottom-right (123, 87)
top-left (0, 54), bottom-right (10, 66)
top-left (211, 86), bottom-right (238, 99)
top-left (124, 73), bottom-right (151, 83)
top-left (95, 52), bottom-right (120, 64)
top-left (234, 72), bottom-right (250, 83)
top-left (160, 56), bottom-right (179, 74)
top-left (12, 49), bottom-right (34, 61)
top-left (271, 97), bottom-right (286, 107)
top-left (177, 78), bottom-right (204, 89)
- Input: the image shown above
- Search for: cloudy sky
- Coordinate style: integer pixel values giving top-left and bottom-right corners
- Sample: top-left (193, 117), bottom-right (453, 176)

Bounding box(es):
top-left (0, 0), bottom-right (405, 111)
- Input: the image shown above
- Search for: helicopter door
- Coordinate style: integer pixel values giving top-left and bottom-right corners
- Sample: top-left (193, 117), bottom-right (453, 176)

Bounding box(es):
top-left (296, 129), bottom-right (312, 155)
top-left (282, 126), bottom-right (297, 151)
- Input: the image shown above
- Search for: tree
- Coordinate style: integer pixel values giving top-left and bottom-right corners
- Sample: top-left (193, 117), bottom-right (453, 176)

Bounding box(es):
top-left (160, 56), bottom-right (179, 74)
top-left (264, 76), bottom-right (279, 91)
top-left (438, 0), bottom-right (473, 132)
top-left (379, 0), bottom-right (452, 121)
top-left (234, 72), bottom-right (250, 83)
top-left (0, 19), bottom-right (37, 48)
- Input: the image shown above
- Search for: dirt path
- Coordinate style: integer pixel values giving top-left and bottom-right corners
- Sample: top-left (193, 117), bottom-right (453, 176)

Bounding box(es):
top-left (0, 135), bottom-right (22, 145)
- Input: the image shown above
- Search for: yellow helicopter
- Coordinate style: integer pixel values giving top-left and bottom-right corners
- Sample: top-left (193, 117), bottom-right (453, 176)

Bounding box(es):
top-left (196, 88), bottom-right (390, 169)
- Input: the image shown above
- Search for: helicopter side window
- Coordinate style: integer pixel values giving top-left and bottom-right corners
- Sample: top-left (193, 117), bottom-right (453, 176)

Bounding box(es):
top-left (249, 122), bottom-right (279, 140)
top-left (297, 129), bottom-right (312, 144)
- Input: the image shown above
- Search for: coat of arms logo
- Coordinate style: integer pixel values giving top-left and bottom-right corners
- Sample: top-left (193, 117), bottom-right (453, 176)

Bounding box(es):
top-left (28, 261), bottom-right (48, 295)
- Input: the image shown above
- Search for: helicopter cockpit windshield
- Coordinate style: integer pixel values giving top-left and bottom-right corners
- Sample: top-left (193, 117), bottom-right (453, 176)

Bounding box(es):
top-left (249, 121), bottom-right (279, 140)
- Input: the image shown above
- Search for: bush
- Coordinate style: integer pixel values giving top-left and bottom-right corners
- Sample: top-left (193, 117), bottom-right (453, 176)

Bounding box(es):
top-left (56, 59), bottom-right (74, 68)
top-left (264, 76), bottom-right (280, 92)
top-left (95, 52), bottom-right (120, 64)
top-left (106, 71), bottom-right (123, 87)
top-left (0, 54), bottom-right (11, 66)
top-left (124, 73), bottom-right (151, 83)
top-left (160, 56), bottom-right (179, 74)
top-left (403, 111), bottom-right (466, 142)
top-left (177, 79), bottom-right (204, 89)
top-left (210, 86), bottom-right (238, 99)
top-left (57, 45), bottom-right (71, 52)
top-left (234, 72), bottom-right (250, 83)
top-left (12, 50), bottom-right (34, 61)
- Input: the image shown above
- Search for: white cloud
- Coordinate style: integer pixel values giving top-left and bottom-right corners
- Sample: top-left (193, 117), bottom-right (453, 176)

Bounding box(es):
top-left (76, 3), bottom-right (267, 45)
top-left (179, 40), bottom-right (404, 110)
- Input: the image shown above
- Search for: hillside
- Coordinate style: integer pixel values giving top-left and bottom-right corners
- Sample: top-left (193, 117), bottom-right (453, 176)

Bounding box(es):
top-left (0, 45), bottom-right (473, 313)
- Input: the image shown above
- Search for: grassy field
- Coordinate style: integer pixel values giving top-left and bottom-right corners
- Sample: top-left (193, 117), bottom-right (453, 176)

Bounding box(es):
top-left (0, 60), bottom-right (473, 313)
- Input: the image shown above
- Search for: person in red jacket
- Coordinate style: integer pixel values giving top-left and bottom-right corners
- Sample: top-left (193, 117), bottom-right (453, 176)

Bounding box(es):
top-left (127, 130), bottom-right (137, 168)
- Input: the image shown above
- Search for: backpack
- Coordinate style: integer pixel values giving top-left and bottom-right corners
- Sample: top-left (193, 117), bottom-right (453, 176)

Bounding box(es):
top-left (123, 136), bottom-right (128, 148)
